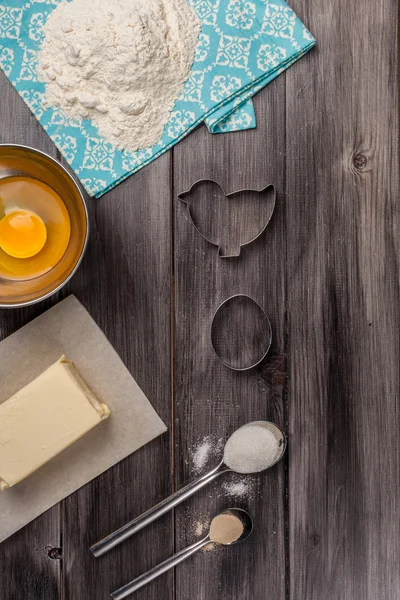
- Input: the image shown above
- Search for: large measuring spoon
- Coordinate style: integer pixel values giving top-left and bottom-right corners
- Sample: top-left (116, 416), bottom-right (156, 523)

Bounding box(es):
top-left (91, 421), bottom-right (286, 557)
top-left (110, 508), bottom-right (253, 599)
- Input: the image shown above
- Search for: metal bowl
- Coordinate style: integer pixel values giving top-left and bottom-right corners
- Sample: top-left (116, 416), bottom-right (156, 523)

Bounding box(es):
top-left (0, 144), bottom-right (88, 308)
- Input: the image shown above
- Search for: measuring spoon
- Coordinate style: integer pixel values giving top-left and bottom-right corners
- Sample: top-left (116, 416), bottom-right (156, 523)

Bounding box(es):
top-left (110, 508), bottom-right (253, 599)
top-left (91, 421), bottom-right (286, 557)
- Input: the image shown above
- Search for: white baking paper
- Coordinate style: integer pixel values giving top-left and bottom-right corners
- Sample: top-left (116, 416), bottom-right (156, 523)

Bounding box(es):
top-left (0, 295), bottom-right (167, 543)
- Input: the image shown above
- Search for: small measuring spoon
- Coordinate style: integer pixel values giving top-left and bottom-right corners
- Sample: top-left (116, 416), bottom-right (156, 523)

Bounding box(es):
top-left (91, 421), bottom-right (286, 557)
top-left (110, 508), bottom-right (253, 600)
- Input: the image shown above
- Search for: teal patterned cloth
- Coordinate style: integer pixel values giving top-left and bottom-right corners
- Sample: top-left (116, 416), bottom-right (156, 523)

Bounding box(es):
top-left (0, 0), bottom-right (315, 197)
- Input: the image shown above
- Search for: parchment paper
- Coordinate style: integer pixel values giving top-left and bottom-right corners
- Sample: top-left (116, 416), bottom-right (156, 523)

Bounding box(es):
top-left (0, 295), bottom-right (167, 543)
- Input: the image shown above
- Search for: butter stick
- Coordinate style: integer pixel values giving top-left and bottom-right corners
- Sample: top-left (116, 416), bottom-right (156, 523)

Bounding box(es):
top-left (0, 356), bottom-right (110, 491)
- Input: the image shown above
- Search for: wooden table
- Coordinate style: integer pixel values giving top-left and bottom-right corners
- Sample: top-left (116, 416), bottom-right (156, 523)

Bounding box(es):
top-left (0, 0), bottom-right (399, 597)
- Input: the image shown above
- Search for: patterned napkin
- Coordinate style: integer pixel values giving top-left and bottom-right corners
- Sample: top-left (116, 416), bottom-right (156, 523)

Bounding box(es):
top-left (0, 0), bottom-right (315, 197)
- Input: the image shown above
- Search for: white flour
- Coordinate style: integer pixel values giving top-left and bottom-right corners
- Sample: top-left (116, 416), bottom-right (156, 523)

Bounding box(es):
top-left (37, 0), bottom-right (200, 152)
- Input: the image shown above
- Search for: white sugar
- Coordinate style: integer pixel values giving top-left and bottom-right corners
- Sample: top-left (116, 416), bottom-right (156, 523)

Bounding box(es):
top-left (223, 480), bottom-right (252, 498)
top-left (223, 424), bottom-right (279, 474)
top-left (191, 436), bottom-right (223, 473)
top-left (192, 438), bottom-right (212, 472)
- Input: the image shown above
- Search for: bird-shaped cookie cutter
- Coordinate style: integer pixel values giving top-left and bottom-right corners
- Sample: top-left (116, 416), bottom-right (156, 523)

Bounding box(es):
top-left (178, 179), bottom-right (276, 258)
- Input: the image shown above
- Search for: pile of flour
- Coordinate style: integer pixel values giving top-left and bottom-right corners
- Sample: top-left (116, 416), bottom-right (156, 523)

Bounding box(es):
top-left (37, 0), bottom-right (200, 152)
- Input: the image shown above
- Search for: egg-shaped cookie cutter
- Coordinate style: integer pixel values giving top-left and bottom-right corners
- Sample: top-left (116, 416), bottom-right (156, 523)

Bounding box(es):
top-left (211, 294), bottom-right (272, 371)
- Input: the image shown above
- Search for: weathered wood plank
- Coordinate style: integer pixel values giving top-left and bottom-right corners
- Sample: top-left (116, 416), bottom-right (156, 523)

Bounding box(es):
top-left (0, 74), bottom-right (62, 600)
top-left (61, 158), bottom-right (174, 600)
top-left (286, 0), bottom-right (400, 597)
top-left (2, 0), bottom-right (399, 598)
top-left (172, 79), bottom-right (287, 600)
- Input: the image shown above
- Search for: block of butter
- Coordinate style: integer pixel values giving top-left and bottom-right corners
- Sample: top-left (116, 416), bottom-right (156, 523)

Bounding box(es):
top-left (0, 356), bottom-right (110, 491)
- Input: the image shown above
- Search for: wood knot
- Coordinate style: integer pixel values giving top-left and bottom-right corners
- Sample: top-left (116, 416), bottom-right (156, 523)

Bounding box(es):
top-left (309, 533), bottom-right (321, 547)
top-left (48, 547), bottom-right (62, 560)
top-left (259, 354), bottom-right (287, 387)
top-left (353, 154), bottom-right (368, 171)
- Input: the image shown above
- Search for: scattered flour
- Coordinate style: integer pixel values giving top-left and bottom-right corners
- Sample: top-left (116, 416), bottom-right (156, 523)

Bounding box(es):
top-left (37, 0), bottom-right (201, 151)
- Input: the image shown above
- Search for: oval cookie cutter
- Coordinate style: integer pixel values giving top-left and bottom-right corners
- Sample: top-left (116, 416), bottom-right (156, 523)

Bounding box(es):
top-left (211, 294), bottom-right (272, 371)
top-left (178, 179), bottom-right (276, 258)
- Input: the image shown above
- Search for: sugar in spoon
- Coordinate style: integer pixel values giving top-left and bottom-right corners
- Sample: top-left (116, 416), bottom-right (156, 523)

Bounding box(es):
top-left (91, 420), bottom-right (286, 558)
top-left (110, 508), bottom-right (253, 599)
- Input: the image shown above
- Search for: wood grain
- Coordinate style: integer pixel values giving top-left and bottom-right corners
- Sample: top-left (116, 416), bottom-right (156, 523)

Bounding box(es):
top-left (0, 75), bottom-right (61, 600)
top-left (1, 0), bottom-right (400, 597)
top-left (172, 78), bottom-right (287, 600)
top-left (286, 0), bottom-right (400, 597)
top-left (60, 157), bottom-right (174, 600)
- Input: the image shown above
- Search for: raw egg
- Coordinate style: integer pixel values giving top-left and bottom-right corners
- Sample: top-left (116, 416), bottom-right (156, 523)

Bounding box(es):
top-left (0, 209), bottom-right (47, 259)
top-left (0, 176), bottom-right (71, 281)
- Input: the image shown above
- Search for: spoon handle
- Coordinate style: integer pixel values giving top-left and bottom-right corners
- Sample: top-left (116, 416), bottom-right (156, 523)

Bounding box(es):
top-left (111, 537), bottom-right (210, 599)
top-left (91, 462), bottom-right (227, 557)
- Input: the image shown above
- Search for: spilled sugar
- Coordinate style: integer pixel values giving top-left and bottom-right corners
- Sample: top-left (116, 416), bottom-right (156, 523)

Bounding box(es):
top-left (191, 435), bottom-right (223, 473)
top-left (190, 433), bottom-right (259, 502)
top-left (188, 428), bottom-right (279, 550)
top-left (222, 479), bottom-right (253, 498)
top-left (192, 438), bottom-right (212, 473)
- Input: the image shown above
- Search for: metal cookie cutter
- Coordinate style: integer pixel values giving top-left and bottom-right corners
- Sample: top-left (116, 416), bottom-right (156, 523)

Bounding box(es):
top-left (211, 294), bottom-right (272, 371)
top-left (178, 179), bottom-right (276, 258)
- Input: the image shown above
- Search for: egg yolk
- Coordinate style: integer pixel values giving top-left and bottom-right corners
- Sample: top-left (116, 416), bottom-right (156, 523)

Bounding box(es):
top-left (0, 210), bottom-right (47, 259)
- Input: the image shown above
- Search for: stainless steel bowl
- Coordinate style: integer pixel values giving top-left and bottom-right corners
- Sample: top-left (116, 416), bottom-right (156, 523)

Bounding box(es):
top-left (0, 144), bottom-right (89, 308)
